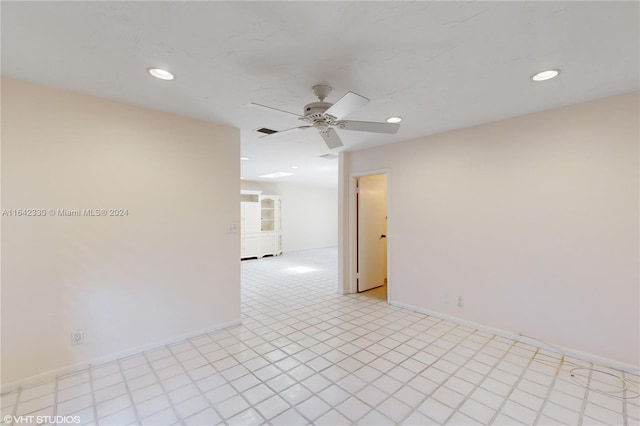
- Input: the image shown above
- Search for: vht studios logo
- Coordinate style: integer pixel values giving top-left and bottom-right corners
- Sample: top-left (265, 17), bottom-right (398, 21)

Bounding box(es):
top-left (4, 415), bottom-right (80, 424)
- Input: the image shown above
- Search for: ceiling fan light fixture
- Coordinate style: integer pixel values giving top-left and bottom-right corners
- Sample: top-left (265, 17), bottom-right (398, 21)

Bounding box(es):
top-left (531, 69), bottom-right (560, 82)
top-left (148, 67), bottom-right (175, 80)
top-left (386, 116), bottom-right (403, 123)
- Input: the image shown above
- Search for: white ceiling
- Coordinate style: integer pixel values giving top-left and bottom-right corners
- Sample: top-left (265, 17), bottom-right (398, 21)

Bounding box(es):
top-left (2, 2), bottom-right (638, 188)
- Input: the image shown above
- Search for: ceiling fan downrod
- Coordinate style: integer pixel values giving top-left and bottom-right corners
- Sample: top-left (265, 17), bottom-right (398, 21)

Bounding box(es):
top-left (311, 84), bottom-right (332, 102)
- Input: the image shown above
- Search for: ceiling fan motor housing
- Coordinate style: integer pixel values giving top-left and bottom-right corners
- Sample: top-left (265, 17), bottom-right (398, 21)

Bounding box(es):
top-left (302, 101), bottom-right (333, 121)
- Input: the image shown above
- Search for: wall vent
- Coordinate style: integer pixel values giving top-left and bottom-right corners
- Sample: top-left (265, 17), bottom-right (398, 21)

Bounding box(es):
top-left (256, 127), bottom-right (277, 135)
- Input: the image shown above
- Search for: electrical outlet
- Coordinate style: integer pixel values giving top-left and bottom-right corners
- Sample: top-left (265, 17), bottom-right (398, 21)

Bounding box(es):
top-left (71, 330), bottom-right (84, 346)
top-left (227, 223), bottom-right (238, 233)
top-left (457, 296), bottom-right (464, 307)
top-left (444, 294), bottom-right (450, 304)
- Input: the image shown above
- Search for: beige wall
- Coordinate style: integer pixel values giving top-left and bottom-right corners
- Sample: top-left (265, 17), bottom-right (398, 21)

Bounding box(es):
top-left (241, 181), bottom-right (338, 251)
top-left (1, 78), bottom-right (241, 385)
top-left (340, 92), bottom-right (639, 366)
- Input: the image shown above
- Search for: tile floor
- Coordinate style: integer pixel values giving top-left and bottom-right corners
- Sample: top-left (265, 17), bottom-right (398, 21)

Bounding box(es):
top-left (361, 285), bottom-right (387, 302)
top-left (2, 247), bottom-right (638, 425)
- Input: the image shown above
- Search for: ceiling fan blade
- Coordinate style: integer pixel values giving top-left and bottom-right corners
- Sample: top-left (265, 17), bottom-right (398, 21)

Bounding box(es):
top-left (258, 125), bottom-right (311, 138)
top-left (324, 92), bottom-right (369, 120)
top-left (319, 127), bottom-right (344, 149)
top-left (250, 102), bottom-right (303, 118)
top-left (336, 120), bottom-right (400, 134)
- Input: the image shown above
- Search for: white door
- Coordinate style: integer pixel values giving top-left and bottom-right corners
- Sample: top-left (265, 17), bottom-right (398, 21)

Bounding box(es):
top-left (357, 174), bottom-right (387, 292)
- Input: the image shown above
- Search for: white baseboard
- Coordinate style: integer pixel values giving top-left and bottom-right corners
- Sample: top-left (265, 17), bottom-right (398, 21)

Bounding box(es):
top-left (389, 300), bottom-right (639, 374)
top-left (1, 319), bottom-right (242, 394)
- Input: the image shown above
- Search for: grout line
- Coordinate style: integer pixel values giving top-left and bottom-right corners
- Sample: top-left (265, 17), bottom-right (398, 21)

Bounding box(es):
top-left (140, 348), bottom-right (184, 424)
top-left (394, 327), bottom-right (498, 425)
top-left (52, 377), bottom-right (59, 426)
top-left (174, 338), bottom-right (249, 424)
top-left (200, 343), bottom-right (262, 421)
top-left (435, 336), bottom-right (516, 425)
top-left (577, 362), bottom-right (594, 425)
top-left (623, 371), bottom-right (628, 426)
top-left (486, 347), bottom-right (541, 425)
top-left (9, 386), bottom-right (21, 426)
top-left (87, 365), bottom-right (99, 425)
top-left (531, 355), bottom-right (565, 425)
top-left (115, 360), bottom-right (142, 425)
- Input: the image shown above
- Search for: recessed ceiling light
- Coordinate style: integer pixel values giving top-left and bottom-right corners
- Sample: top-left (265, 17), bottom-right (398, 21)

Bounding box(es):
top-left (531, 69), bottom-right (560, 82)
top-left (386, 116), bottom-right (402, 123)
top-left (291, 165), bottom-right (300, 169)
top-left (258, 172), bottom-right (294, 179)
top-left (148, 67), bottom-right (175, 80)
top-left (240, 157), bottom-right (249, 161)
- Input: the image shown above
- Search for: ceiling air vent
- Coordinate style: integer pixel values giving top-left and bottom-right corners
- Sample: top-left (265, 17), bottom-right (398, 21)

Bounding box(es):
top-left (318, 153), bottom-right (338, 160)
top-left (256, 127), bottom-right (278, 135)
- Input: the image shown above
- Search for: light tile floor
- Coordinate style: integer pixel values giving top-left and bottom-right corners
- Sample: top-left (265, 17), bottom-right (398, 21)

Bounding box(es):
top-left (360, 286), bottom-right (387, 302)
top-left (2, 247), bottom-right (638, 425)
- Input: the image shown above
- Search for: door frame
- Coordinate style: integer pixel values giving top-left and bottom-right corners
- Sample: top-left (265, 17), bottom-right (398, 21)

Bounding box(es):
top-left (347, 168), bottom-right (391, 301)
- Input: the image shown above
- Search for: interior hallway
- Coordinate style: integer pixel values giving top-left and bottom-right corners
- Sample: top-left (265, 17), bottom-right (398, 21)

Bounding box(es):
top-left (1, 248), bottom-right (638, 425)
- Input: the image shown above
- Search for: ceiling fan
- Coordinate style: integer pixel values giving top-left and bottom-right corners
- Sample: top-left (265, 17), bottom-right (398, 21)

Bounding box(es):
top-left (251, 84), bottom-right (400, 149)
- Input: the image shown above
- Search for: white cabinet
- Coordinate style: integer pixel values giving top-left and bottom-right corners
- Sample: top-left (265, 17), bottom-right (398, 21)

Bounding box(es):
top-left (240, 195), bottom-right (260, 258)
top-left (241, 192), bottom-right (282, 259)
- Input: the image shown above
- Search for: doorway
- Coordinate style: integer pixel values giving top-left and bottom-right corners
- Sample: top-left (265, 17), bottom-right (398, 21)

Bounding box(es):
top-left (357, 174), bottom-right (388, 300)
